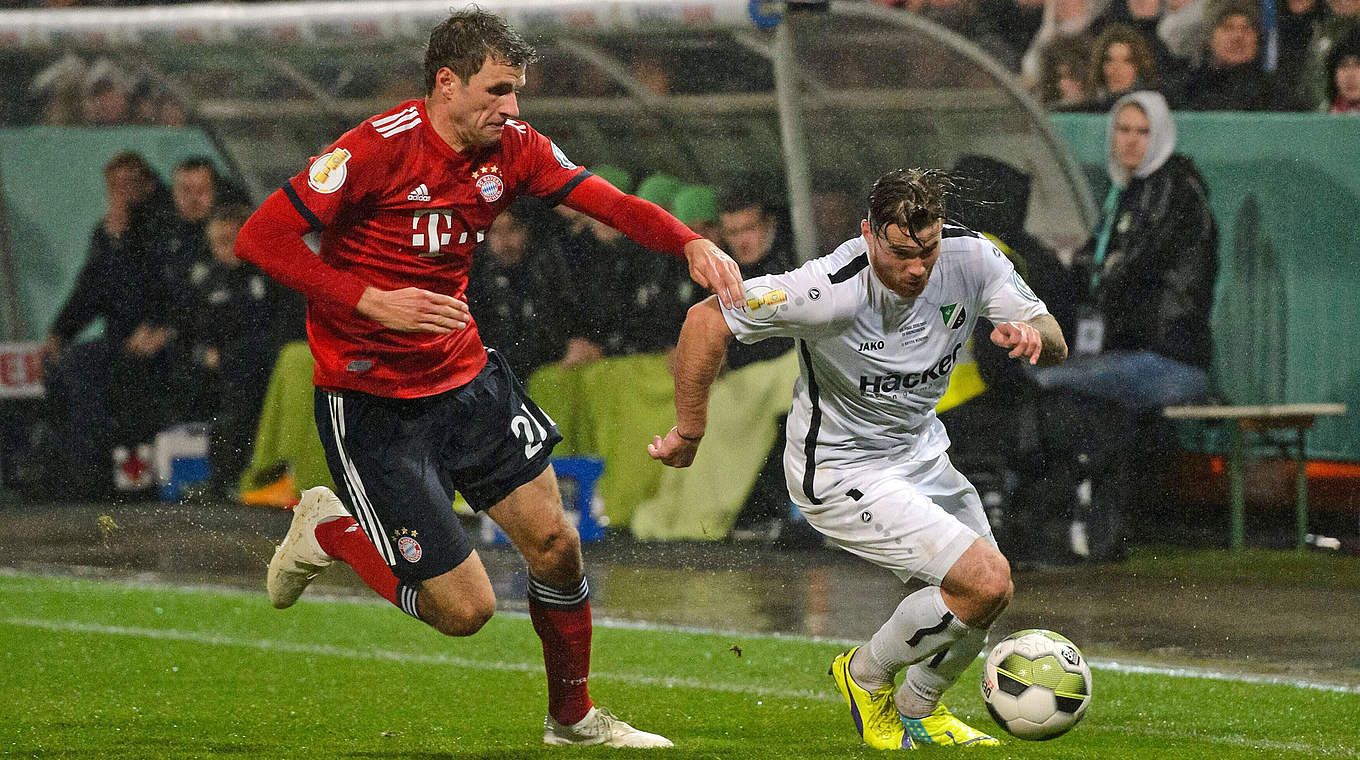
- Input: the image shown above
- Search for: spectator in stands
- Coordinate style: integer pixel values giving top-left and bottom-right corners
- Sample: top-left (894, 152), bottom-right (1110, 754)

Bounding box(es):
top-left (1158, 0), bottom-right (1211, 64)
top-left (1175, 0), bottom-right (1288, 109)
top-left (1029, 91), bottom-right (1218, 562)
top-left (1038, 35), bottom-right (1097, 107)
top-left (466, 201), bottom-right (594, 379)
top-left (1020, 0), bottom-right (1106, 86)
top-left (1082, 23), bottom-right (1165, 111)
top-left (30, 52), bottom-right (85, 126)
top-left (82, 60), bottom-right (131, 126)
top-left (1092, 0), bottom-right (1187, 78)
top-left (179, 204), bottom-right (304, 496)
top-left (1322, 27), bottom-right (1360, 110)
top-left (1276, 0), bottom-right (1328, 99)
top-left (129, 80), bottom-right (188, 127)
top-left (716, 182), bottom-right (796, 372)
top-left (670, 185), bottom-right (721, 243)
top-left (156, 158), bottom-right (226, 335)
top-left (714, 181), bottom-right (805, 543)
top-left (1300, 0), bottom-right (1360, 109)
top-left (40, 151), bottom-right (177, 497)
top-left (562, 174), bottom-right (697, 359)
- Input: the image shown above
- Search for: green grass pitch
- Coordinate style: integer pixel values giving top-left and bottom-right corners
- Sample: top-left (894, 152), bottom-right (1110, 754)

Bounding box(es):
top-left (1, 572), bottom-right (1356, 759)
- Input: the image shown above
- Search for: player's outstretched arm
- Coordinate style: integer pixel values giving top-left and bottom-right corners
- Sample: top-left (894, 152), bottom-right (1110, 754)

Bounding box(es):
top-left (648, 297), bottom-right (733, 468)
top-left (681, 238), bottom-right (744, 311)
top-left (562, 175), bottom-right (744, 309)
top-left (989, 314), bottom-right (1067, 366)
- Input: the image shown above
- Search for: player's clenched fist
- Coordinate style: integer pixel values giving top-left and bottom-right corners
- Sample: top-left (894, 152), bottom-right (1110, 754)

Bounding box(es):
top-left (356, 286), bottom-right (470, 333)
top-left (990, 320), bottom-right (1042, 364)
top-left (648, 426), bottom-right (701, 468)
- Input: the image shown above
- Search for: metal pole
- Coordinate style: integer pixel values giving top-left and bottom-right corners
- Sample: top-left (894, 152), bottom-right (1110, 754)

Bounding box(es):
top-left (1228, 421), bottom-right (1246, 551)
top-left (1295, 426), bottom-right (1309, 551)
top-left (771, 8), bottom-right (820, 264)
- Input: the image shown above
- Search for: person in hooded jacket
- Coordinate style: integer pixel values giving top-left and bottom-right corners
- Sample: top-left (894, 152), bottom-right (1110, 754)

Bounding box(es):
top-left (1028, 91), bottom-right (1218, 563)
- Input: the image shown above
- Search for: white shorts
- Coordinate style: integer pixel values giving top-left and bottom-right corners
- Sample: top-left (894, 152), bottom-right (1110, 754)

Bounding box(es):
top-left (790, 453), bottom-right (991, 585)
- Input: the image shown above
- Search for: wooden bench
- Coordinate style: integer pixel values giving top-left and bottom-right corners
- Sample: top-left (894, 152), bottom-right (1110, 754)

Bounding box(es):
top-left (1162, 403), bottom-right (1348, 551)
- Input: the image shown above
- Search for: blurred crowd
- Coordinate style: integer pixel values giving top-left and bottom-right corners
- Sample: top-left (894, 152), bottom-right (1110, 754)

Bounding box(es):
top-left (870, 0), bottom-right (1360, 112)
top-left (34, 151), bottom-right (303, 500)
top-left (4, 0), bottom-right (1358, 116)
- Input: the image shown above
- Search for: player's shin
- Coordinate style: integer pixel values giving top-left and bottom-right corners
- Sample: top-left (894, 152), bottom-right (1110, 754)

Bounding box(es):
top-left (897, 625), bottom-right (988, 718)
top-left (314, 517), bottom-right (420, 619)
top-left (527, 575), bottom-right (594, 726)
top-left (850, 586), bottom-right (971, 691)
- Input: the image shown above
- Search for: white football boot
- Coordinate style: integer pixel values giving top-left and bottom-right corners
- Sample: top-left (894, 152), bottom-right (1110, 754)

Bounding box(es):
top-left (543, 707), bottom-right (673, 748)
top-left (266, 486), bottom-right (350, 609)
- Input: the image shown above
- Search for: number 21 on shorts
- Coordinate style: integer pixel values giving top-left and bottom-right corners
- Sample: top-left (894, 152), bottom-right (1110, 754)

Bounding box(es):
top-left (510, 403), bottom-right (553, 459)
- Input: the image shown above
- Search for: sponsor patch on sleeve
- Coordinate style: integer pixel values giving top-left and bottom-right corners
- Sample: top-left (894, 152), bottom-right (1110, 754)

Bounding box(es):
top-left (307, 148), bottom-right (351, 194)
top-left (743, 285), bottom-right (788, 320)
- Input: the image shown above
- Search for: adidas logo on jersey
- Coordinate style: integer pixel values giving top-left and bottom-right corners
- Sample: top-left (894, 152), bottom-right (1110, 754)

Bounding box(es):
top-left (407, 184), bottom-right (431, 202)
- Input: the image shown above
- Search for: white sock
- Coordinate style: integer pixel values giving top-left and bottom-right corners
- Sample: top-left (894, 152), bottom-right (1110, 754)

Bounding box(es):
top-left (896, 626), bottom-right (988, 718)
top-left (848, 586), bottom-right (970, 691)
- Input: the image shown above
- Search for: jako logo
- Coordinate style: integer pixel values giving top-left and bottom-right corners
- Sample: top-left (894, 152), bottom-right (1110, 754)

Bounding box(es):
top-left (858, 340), bottom-right (885, 352)
top-left (859, 342), bottom-right (962, 394)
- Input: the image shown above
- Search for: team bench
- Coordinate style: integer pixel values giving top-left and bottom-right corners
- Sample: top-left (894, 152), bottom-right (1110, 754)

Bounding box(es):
top-left (1162, 403), bottom-right (1348, 551)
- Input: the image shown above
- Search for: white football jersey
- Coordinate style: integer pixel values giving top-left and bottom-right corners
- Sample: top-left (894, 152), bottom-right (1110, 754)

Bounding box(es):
top-left (721, 225), bottom-right (1048, 505)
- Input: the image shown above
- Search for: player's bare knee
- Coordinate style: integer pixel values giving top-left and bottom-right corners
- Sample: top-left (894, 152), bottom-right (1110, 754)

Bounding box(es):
top-left (974, 554), bottom-right (1013, 624)
top-left (526, 525), bottom-right (582, 582)
top-left (426, 597), bottom-right (496, 637)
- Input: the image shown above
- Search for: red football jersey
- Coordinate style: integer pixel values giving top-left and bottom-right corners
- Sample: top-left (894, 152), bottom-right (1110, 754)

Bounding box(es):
top-left (282, 99), bottom-right (589, 398)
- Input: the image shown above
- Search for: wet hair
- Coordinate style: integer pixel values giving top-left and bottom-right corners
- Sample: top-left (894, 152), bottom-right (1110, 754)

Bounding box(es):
top-left (103, 150), bottom-right (155, 181)
top-left (424, 7), bottom-right (538, 92)
top-left (866, 168), bottom-right (948, 246)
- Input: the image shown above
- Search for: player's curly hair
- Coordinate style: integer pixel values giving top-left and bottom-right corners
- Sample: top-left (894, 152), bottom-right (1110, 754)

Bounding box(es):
top-left (424, 7), bottom-right (539, 92)
top-left (867, 168), bottom-right (949, 246)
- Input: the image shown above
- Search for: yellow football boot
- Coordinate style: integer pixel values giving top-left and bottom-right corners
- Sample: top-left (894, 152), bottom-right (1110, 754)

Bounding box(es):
top-left (829, 647), bottom-right (913, 750)
top-left (899, 703), bottom-right (1000, 747)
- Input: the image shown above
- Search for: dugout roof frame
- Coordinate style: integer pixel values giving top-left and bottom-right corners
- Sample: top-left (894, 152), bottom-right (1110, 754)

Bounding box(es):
top-left (2, 0), bottom-right (1096, 260)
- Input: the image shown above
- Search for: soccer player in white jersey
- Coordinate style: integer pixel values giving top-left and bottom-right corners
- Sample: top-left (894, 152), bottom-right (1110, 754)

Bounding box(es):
top-left (650, 168), bottom-right (1067, 749)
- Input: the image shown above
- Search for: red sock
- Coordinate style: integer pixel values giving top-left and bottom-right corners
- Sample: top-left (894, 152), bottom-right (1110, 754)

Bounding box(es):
top-left (314, 516), bottom-right (400, 607)
top-left (529, 587), bottom-right (595, 725)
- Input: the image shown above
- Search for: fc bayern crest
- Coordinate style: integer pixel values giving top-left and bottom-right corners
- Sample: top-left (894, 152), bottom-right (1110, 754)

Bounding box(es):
top-left (397, 536), bottom-right (423, 563)
top-left (474, 166), bottom-right (505, 203)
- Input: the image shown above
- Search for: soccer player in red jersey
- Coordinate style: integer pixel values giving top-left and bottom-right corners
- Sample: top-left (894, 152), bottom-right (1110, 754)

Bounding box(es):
top-left (235, 9), bottom-right (743, 748)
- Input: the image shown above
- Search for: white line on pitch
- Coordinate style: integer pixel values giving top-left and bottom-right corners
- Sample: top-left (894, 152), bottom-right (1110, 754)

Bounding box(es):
top-left (3, 616), bottom-right (1355, 758)
top-left (5, 568), bottom-right (1360, 695)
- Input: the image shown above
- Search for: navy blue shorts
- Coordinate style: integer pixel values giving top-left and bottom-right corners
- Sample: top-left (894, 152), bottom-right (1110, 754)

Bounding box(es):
top-left (314, 349), bottom-right (562, 583)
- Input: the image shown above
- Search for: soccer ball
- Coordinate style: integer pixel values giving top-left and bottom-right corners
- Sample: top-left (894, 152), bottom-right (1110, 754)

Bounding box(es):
top-left (980, 629), bottom-right (1092, 740)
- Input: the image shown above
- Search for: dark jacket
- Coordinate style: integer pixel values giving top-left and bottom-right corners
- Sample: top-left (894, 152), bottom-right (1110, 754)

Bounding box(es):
top-left (1074, 154), bottom-right (1218, 369)
top-left (1174, 62), bottom-right (1284, 111)
top-left (568, 229), bottom-right (697, 358)
top-left (50, 186), bottom-right (175, 347)
top-left (467, 240), bottom-right (589, 380)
